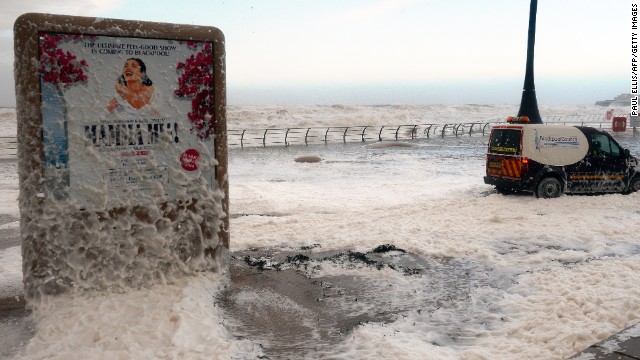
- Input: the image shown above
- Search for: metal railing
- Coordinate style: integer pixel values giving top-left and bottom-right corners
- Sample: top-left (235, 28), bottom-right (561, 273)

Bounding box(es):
top-left (0, 114), bottom-right (634, 156)
top-left (228, 122), bottom-right (498, 148)
top-left (229, 114), bottom-right (633, 148)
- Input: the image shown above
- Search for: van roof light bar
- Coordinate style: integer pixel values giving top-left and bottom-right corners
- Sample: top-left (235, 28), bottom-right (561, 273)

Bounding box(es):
top-left (506, 116), bottom-right (530, 123)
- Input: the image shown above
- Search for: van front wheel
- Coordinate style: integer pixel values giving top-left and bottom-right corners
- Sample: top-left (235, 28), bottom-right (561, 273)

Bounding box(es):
top-left (536, 177), bottom-right (563, 198)
top-left (628, 175), bottom-right (640, 193)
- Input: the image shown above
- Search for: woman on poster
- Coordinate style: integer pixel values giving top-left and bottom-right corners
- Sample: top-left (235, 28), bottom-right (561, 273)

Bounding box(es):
top-left (107, 58), bottom-right (162, 116)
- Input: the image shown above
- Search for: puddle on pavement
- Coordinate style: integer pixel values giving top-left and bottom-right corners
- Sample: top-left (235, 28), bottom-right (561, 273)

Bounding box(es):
top-left (218, 244), bottom-right (517, 359)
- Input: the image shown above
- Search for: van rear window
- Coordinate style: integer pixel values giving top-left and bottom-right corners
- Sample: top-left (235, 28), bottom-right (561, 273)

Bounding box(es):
top-left (489, 129), bottom-right (521, 154)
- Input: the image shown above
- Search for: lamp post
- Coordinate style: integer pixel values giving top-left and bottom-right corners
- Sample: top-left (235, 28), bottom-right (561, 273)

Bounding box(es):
top-left (517, 0), bottom-right (543, 124)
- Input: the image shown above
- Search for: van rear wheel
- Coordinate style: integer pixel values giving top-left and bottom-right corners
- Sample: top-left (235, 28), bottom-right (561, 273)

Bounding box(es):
top-left (536, 177), bottom-right (563, 198)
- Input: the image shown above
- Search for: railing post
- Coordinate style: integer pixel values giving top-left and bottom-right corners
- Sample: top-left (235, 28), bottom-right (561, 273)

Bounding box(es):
top-left (441, 124), bottom-right (448, 138)
top-left (324, 128), bottom-right (330, 144)
top-left (240, 129), bottom-right (246, 148)
top-left (425, 124), bottom-right (433, 139)
top-left (361, 126), bottom-right (368, 142)
top-left (263, 129), bottom-right (268, 147)
top-left (482, 122), bottom-right (492, 136)
top-left (378, 126), bottom-right (385, 141)
top-left (285, 128), bottom-right (290, 146)
top-left (343, 127), bottom-right (349, 143)
top-left (305, 128), bottom-right (311, 145)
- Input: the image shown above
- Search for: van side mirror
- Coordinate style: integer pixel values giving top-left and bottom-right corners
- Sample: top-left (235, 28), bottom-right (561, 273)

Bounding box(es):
top-left (625, 149), bottom-right (631, 158)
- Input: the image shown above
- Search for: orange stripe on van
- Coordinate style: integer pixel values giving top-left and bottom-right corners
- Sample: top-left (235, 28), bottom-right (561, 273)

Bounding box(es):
top-left (487, 158), bottom-right (521, 178)
top-left (569, 174), bottom-right (625, 180)
top-left (503, 159), bottom-right (521, 178)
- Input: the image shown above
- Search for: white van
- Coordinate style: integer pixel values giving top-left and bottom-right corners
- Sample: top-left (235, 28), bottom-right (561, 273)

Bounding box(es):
top-left (484, 117), bottom-right (640, 198)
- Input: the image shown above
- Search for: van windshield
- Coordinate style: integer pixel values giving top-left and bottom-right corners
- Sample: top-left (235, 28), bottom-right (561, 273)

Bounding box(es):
top-left (489, 129), bottom-right (521, 155)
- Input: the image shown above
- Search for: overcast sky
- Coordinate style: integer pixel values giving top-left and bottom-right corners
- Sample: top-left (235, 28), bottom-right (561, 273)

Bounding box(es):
top-left (0, 0), bottom-right (632, 106)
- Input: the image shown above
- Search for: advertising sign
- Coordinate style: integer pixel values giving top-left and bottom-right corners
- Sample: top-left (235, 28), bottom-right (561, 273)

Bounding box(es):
top-left (40, 33), bottom-right (217, 210)
top-left (15, 13), bottom-right (228, 300)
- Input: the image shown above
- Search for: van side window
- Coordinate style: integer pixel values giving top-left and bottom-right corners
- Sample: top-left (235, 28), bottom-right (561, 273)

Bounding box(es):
top-left (609, 138), bottom-right (622, 157)
top-left (590, 134), bottom-right (621, 157)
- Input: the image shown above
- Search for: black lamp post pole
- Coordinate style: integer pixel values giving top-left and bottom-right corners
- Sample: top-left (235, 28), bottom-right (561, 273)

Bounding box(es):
top-left (517, 0), bottom-right (543, 124)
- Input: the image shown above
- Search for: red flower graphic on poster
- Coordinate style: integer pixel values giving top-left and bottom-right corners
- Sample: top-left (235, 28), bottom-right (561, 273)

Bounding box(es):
top-left (39, 33), bottom-right (89, 88)
top-left (174, 42), bottom-right (215, 139)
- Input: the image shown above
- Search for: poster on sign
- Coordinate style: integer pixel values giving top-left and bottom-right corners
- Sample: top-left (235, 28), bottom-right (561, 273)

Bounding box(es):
top-left (40, 33), bottom-right (217, 210)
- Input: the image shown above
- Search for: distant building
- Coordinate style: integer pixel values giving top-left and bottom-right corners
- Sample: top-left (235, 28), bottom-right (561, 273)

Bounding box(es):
top-left (595, 93), bottom-right (632, 106)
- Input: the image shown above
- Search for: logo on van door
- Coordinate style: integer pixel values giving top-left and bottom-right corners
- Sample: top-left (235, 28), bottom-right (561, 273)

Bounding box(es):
top-left (535, 130), bottom-right (580, 150)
